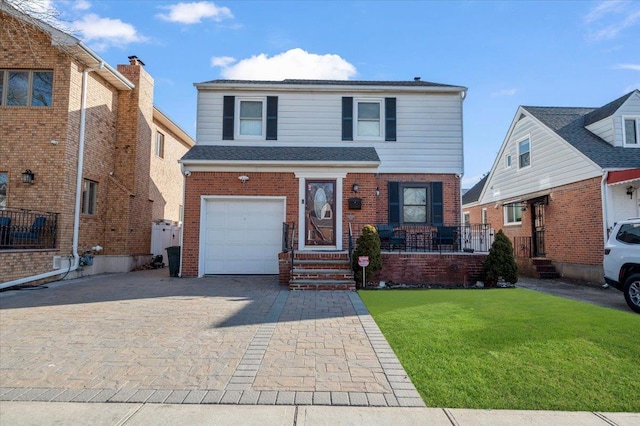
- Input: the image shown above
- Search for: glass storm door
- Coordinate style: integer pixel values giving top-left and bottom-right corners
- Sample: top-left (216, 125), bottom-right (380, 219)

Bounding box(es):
top-left (305, 180), bottom-right (336, 246)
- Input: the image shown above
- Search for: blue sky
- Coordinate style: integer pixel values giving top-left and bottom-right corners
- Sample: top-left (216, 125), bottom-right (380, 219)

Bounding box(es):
top-left (17, 0), bottom-right (640, 188)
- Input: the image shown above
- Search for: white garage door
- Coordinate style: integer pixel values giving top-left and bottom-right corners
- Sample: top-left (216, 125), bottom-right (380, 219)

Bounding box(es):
top-left (203, 198), bottom-right (285, 274)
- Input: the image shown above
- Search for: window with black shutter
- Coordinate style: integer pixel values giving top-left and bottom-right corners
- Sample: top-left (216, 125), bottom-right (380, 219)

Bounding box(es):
top-left (266, 96), bottom-right (278, 140)
top-left (342, 97), bottom-right (353, 141)
top-left (222, 96), bottom-right (235, 140)
top-left (387, 181), bottom-right (443, 225)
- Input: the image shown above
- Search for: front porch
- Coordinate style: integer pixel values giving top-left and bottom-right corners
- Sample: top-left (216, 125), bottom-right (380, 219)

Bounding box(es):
top-left (280, 223), bottom-right (491, 289)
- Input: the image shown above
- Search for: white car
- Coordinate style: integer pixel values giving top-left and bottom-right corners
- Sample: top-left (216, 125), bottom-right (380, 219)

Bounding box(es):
top-left (604, 218), bottom-right (640, 314)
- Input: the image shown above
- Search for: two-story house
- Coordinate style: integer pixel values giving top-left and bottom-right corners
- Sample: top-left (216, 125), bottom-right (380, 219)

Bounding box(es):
top-left (463, 90), bottom-right (640, 283)
top-left (180, 79), bottom-right (477, 288)
top-left (0, 3), bottom-right (194, 287)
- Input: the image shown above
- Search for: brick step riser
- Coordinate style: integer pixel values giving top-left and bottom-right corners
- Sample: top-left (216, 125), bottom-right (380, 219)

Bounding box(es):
top-left (292, 274), bottom-right (355, 281)
top-left (293, 263), bottom-right (352, 270)
top-left (290, 283), bottom-right (356, 291)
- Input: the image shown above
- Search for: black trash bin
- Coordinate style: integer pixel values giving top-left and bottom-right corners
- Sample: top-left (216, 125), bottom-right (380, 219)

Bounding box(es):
top-left (166, 246), bottom-right (181, 277)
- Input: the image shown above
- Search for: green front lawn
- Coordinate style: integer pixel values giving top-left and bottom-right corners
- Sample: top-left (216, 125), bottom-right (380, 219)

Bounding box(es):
top-left (359, 288), bottom-right (640, 411)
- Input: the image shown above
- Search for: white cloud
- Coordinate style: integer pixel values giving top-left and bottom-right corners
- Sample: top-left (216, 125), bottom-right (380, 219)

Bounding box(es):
top-left (615, 64), bottom-right (640, 71)
top-left (210, 56), bottom-right (236, 67)
top-left (73, 0), bottom-right (91, 11)
top-left (156, 1), bottom-right (233, 24)
top-left (214, 48), bottom-right (357, 80)
top-left (72, 13), bottom-right (148, 49)
top-left (584, 1), bottom-right (640, 41)
top-left (491, 88), bottom-right (517, 97)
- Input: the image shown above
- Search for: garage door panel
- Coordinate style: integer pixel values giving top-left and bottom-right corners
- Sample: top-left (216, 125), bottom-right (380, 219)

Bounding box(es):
top-left (203, 198), bottom-right (284, 275)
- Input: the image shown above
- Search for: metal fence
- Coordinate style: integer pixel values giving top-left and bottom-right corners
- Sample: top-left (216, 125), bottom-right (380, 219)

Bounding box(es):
top-left (513, 236), bottom-right (532, 258)
top-left (0, 208), bottom-right (58, 250)
top-left (346, 223), bottom-right (494, 253)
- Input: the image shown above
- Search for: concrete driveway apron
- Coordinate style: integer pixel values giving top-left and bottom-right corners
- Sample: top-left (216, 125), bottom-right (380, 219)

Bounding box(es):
top-left (0, 269), bottom-right (422, 407)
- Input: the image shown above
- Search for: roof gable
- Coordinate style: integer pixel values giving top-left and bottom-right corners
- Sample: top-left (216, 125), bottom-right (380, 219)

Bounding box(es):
top-left (462, 174), bottom-right (488, 205)
top-left (584, 91), bottom-right (636, 126)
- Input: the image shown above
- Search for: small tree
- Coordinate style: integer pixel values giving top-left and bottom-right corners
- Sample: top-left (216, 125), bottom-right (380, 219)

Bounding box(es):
top-left (483, 229), bottom-right (518, 286)
top-left (352, 224), bottom-right (382, 288)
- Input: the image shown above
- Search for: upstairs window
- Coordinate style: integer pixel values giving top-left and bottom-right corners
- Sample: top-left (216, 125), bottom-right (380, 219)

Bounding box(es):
top-left (342, 97), bottom-right (396, 141)
top-left (155, 132), bottom-right (165, 158)
top-left (505, 154), bottom-right (512, 168)
top-left (223, 96), bottom-right (277, 140)
top-left (356, 100), bottom-right (381, 138)
top-left (518, 138), bottom-right (531, 168)
top-left (1, 69), bottom-right (53, 107)
top-left (82, 179), bottom-right (97, 215)
top-left (504, 202), bottom-right (522, 225)
top-left (623, 117), bottom-right (639, 146)
top-left (238, 99), bottom-right (264, 137)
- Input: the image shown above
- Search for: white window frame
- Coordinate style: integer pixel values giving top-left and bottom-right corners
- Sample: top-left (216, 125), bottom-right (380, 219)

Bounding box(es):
top-left (481, 208), bottom-right (487, 225)
top-left (518, 136), bottom-right (531, 169)
top-left (463, 212), bottom-right (470, 226)
top-left (505, 154), bottom-right (512, 169)
top-left (82, 179), bottom-right (98, 215)
top-left (155, 131), bottom-right (164, 158)
top-left (622, 116), bottom-right (640, 147)
top-left (354, 98), bottom-right (384, 140)
top-left (503, 202), bottom-right (522, 225)
top-left (235, 97), bottom-right (266, 139)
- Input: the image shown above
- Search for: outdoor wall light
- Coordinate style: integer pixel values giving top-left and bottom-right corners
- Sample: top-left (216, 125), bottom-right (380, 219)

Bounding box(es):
top-left (21, 169), bottom-right (35, 184)
top-left (627, 186), bottom-right (635, 199)
top-left (375, 187), bottom-right (380, 196)
top-left (352, 183), bottom-right (359, 193)
top-left (238, 175), bottom-right (249, 184)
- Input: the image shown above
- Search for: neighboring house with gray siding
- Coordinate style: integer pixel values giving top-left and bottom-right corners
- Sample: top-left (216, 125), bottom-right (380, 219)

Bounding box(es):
top-left (463, 90), bottom-right (640, 282)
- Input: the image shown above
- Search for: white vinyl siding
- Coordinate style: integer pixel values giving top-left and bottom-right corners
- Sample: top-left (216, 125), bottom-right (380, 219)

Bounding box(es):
top-left (196, 91), bottom-right (464, 174)
top-left (480, 113), bottom-right (602, 205)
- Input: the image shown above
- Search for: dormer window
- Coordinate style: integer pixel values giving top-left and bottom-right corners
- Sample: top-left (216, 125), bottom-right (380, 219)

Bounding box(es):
top-left (623, 117), bottom-right (639, 147)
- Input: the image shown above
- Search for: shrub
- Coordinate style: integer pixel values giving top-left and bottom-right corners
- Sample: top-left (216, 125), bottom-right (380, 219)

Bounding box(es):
top-left (483, 229), bottom-right (518, 286)
top-left (352, 224), bottom-right (382, 288)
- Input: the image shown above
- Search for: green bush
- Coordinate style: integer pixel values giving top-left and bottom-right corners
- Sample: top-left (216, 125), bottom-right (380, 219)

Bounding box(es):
top-left (352, 224), bottom-right (382, 288)
top-left (483, 229), bottom-right (518, 286)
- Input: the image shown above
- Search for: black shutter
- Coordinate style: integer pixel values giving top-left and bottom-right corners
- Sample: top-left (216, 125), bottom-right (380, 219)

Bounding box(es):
top-left (223, 96), bottom-right (235, 140)
top-left (431, 181), bottom-right (443, 226)
top-left (342, 97), bottom-right (353, 141)
top-left (388, 181), bottom-right (400, 225)
top-left (385, 97), bottom-right (396, 141)
top-left (266, 96), bottom-right (278, 140)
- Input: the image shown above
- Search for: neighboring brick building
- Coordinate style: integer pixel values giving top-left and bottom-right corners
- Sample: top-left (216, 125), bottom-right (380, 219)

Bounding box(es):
top-left (0, 3), bottom-right (194, 286)
top-left (463, 91), bottom-right (640, 282)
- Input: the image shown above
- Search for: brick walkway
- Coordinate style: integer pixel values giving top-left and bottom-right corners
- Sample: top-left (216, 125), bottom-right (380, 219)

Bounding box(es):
top-left (0, 269), bottom-right (423, 407)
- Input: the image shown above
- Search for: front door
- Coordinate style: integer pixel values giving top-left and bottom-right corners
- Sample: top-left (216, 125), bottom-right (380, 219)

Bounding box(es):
top-left (305, 180), bottom-right (336, 246)
top-left (532, 202), bottom-right (546, 257)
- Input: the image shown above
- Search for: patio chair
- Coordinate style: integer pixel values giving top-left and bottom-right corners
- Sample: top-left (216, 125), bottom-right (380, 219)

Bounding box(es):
top-left (12, 216), bottom-right (47, 247)
top-left (376, 224), bottom-right (407, 251)
top-left (0, 216), bottom-right (11, 247)
top-left (432, 226), bottom-right (459, 251)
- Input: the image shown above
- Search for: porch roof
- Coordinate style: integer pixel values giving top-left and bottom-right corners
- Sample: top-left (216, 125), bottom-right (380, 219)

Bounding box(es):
top-left (180, 145), bottom-right (380, 166)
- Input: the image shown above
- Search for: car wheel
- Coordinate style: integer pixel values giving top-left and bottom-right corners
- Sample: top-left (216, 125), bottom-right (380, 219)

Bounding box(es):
top-left (623, 274), bottom-right (640, 314)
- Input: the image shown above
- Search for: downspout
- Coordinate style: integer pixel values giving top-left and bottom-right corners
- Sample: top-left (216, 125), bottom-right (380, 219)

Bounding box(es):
top-left (601, 170), bottom-right (609, 243)
top-left (0, 63), bottom-right (104, 290)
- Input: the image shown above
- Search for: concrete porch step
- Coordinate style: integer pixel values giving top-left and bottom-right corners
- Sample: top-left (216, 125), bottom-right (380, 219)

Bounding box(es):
top-left (289, 279), bottom-right (356, 291)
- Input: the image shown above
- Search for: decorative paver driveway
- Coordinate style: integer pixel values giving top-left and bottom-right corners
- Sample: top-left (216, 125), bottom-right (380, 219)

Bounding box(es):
top-left (0, 270), bottom-right (423, 407)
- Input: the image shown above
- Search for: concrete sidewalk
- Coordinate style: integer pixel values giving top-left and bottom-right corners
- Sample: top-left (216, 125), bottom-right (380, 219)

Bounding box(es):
top-left (1, 401), bottom-right (638, 425)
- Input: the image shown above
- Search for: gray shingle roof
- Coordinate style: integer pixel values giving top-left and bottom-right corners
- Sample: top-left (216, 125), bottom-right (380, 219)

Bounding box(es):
top-left (197, 79), bottom-right (463, 88)
top-left (462, 174), bottom-right (489, 205)
top-left (181, 145), bottom-right (380, 163)
top-left (584, 91), bottom-right (635, 126)
top-left (523, 95), bottom-right (640, 169)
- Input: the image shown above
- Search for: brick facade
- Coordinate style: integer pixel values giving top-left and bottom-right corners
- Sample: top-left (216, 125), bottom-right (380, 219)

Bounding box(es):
top-left (182, 171), bottom-right (460, 278)
top-left (0, 10), bottom-right (192, 284)
top-left (466, 177), bottom-right (604, 281)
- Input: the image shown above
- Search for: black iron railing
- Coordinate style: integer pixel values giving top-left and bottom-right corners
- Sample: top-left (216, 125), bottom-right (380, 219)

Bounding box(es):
top-left (0, 208), bottom-right (59, 250)
top-left (346, 223), bottom-right (494, 253)
top-left (513, 236), bottom-right (532, 258)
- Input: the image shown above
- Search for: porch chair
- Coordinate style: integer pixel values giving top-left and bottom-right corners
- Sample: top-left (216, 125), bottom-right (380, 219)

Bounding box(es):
top-left (432, 226), bottom-right (459, 251)
top-left (0, 216), bottom-right (11, 247)
top-left (376, 224), bottom-right (407, 251)
top-left (12, 216), bottom-right (47, 248)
